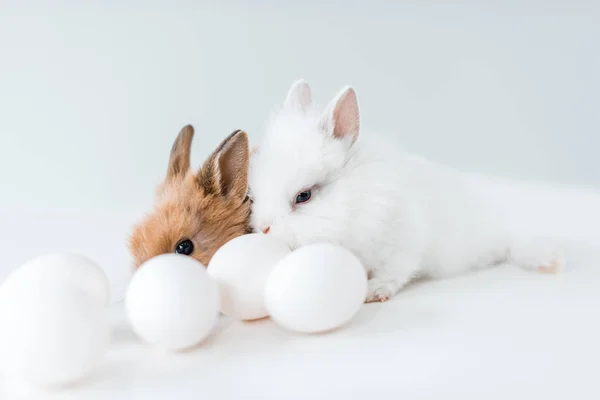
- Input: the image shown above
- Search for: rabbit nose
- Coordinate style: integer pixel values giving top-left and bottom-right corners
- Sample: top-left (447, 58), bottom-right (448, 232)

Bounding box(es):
top-left (261, 226), bottom-right (270, 234)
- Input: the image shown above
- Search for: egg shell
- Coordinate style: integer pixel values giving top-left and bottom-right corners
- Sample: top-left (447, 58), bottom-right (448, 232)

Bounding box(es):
top-left (0, 253), bottom-right (109, 307)
top-left (0, 282), bottom-right (110, 388)
top-left (207, 233), bottom-right (291, 321)
top-left (264, 243), bottom-right (368, 333)
top-left (125, 254), bottom-right (219, 351)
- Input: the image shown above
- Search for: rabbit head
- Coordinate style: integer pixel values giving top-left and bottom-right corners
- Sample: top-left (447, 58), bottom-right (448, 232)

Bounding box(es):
top-left (129, 125), bottom-right (251, 268)
top-left (249, 80), bottom-right (361, 250)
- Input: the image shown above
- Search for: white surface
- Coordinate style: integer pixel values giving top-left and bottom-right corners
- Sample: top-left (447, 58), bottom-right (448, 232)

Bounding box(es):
top-left (0, 1), bottom-right (599, 214)
top-left (2, 253), bottom-right (109, 307)
top-left (207, 233), bottom-right (291, 321)
top-left (0, 283), bottom-right (109, 390)
top-left (125, 254), bottom-right (219, 351)
top-left (0, 207), bottom-right (598, 399)
top-left (265, 243), bottom-right (368, 333)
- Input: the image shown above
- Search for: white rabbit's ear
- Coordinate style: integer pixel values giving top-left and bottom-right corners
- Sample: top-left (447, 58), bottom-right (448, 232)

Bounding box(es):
top-left (283, 79), bottom-right (312, 114)
top-left (319, 86), bottom-right (360, 143)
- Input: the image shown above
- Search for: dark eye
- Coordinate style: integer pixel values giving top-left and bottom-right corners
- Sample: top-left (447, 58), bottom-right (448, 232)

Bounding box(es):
top-left (295, 190), bottom-right (312, 204)
top-left (175, 239), bottom-right (194, 256)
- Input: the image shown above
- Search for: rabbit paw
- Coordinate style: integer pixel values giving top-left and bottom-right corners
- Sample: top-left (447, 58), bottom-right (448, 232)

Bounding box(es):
top-left (365, 279), bottom-right (397, 303)
top-left (509, 239), bottom-right (565, 274)
top-left (537, 254), bottom-right (564, 274)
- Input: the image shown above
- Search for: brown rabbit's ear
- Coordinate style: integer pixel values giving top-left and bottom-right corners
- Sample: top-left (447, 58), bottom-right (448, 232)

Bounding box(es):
top-left (166, 125), bottom-right (195, 181)
top-left (199, 130), bottom-right (249, 204)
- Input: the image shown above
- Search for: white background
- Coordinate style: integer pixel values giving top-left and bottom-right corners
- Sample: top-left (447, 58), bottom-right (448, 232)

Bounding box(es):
top-left (0, 0), bottom-right (599, 214)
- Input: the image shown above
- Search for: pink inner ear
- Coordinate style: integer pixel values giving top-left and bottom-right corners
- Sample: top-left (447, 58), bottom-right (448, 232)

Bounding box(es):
top-left (332, 88), bottom-right (360, 143)
top-left (285, 80), bottom-right (312, 113)
top-left (294, 86), bottom-right (312, 111)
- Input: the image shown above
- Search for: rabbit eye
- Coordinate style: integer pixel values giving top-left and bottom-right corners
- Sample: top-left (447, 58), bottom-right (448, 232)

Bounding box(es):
top-left (175, 239), bottom-right (194, 256)
top-left (295, 190), bottom-right (312, 204)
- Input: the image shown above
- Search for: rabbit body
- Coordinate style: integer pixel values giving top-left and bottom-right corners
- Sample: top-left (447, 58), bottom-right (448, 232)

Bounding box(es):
top-left (249, 81), bottom-right (561, 302)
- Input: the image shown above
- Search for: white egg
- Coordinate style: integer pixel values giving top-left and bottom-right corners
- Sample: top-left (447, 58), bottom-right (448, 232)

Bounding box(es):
top-left (125, 254), bottom-right (219, 351)
top-left (0, 282), bottom-right (110, 388)
top-left (0, 253), bottom-right (109, 307)
top-left (264, 243), bottom-right (368, 333)
top-left (207, 233), bottom-right (291, 320)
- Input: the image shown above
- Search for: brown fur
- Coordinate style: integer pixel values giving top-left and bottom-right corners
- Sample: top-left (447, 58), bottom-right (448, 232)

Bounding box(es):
top-left (128, 125), bottom-right (252, 268)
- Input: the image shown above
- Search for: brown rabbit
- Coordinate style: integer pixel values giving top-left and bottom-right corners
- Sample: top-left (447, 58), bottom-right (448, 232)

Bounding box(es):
top-left (128, 125), bottom-right (252, 268)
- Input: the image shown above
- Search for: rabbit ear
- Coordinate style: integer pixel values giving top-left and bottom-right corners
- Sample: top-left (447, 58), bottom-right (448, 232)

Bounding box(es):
top-left (319, 86), bottom-right (360, 143)
top-left (199, 130), bottom-right (249, 204)
top-left (166, 124), bottom-right (194, 181)
top-left (283, 79), bottom-right (312, 114)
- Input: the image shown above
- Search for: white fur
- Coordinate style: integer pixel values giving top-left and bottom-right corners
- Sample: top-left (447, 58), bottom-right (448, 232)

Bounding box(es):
top-left (249, 81), bottom-right (562, 302)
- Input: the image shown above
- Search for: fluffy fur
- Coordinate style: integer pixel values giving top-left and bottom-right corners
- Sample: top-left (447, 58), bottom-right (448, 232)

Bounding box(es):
top-left (129, 125), bottom-right (252, 268)
top-left (249, 80), bottom-right (563, 303)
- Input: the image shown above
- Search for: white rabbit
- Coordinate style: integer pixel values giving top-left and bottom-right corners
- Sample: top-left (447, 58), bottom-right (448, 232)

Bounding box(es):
top-left (249, 80), bottom-right (563, 303)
